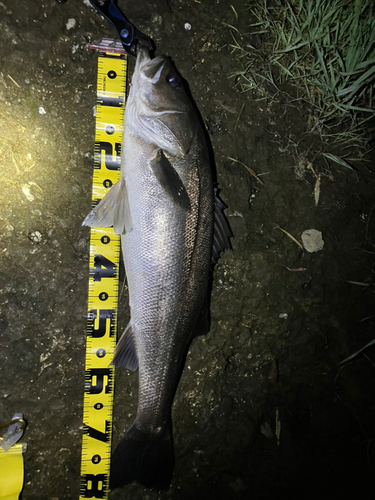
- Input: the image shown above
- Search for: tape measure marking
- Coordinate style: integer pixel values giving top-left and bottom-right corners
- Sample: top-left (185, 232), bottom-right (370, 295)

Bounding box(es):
top-left (80, 53), bottom-right (127, 500)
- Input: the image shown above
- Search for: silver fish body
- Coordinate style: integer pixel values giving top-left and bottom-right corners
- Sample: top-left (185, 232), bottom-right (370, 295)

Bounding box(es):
top-left (83, 47), bottom-right (229, 490)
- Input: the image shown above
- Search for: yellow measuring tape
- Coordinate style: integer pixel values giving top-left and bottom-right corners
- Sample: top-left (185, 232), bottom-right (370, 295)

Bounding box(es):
top-left (0, 444), bottom-right (26, 500)
top-left (80, 51), bottom-right (127, 500)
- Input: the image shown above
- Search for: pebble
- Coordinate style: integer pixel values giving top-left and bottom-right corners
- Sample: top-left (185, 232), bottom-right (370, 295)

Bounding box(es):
top-left (29, 231), bottom-right (43, 243)
top-left (301, 229), bottom-right (324, 253)
top-left (22, 184), bottom-right (35, 202)
top-left (66, 19), bottom-right (76, 30)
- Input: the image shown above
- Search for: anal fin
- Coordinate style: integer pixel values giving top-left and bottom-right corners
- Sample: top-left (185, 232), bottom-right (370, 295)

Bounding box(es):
top-left (113, 323), bottom-right (138, 371)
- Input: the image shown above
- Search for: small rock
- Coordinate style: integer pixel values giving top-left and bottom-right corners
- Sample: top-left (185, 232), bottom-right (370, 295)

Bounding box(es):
top-left (28, 231), bottom-right (43, 243)
top-left (66, 18), bottom-right (76, 30)
top-left (22, 182), bottom-right (43, 202)
top-left (301, 229), bottom-right (324, 253)
top-left (22, 184), bottom-right (35, 202)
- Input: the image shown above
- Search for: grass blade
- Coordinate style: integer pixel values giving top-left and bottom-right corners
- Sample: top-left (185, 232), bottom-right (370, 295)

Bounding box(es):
top-left (322, 153), bottom-right (355, 170)
top-left (340, 339), bottom-right (375, 364)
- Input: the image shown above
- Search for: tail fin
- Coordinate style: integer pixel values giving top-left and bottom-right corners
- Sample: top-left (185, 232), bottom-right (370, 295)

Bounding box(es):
top-left (110, 418), bottom-right (174, 491)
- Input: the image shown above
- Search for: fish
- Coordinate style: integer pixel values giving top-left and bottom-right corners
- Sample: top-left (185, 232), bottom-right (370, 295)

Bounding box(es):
top-left (83, 46), bottom-right (231, 490)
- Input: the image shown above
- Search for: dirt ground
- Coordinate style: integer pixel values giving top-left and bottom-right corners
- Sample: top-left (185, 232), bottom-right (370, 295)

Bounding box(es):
top-left (1, 1), bottom-right (374, 499)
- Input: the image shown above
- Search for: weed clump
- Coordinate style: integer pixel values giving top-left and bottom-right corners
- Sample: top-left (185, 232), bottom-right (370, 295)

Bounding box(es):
top-left (230, 0), bottom-right (375, 164)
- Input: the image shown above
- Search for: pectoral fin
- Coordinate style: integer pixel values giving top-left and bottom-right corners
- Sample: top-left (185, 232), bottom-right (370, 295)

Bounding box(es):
top-left (82, 176), bottom-right (133, 234)
top-left (149, 150), bottom-right (190, 210)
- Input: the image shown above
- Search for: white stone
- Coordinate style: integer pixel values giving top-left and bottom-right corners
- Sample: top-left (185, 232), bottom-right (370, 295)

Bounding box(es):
top-left (301, 229), bottom-right (324, 253)
top-left (66, 18), bottom-right (76, 30)
top-left (22, 185), bottom-right (34, 201)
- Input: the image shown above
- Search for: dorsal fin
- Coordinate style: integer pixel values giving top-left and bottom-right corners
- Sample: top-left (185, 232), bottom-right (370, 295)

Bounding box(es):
top-left (212, 191), bottom-right (232, 265)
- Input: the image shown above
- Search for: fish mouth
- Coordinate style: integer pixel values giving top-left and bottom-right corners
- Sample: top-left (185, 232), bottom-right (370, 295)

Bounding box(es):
top-left (135, 47), bottom-right (167, 84)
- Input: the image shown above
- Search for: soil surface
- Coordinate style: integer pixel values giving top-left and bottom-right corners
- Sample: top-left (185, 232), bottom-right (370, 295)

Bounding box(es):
top-left (1, 1), bottom-right (374, 499)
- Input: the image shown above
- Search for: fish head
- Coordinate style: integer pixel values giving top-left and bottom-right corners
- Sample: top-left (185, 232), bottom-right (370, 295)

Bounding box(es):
top-left (126, 47), bottom-right (198, 156)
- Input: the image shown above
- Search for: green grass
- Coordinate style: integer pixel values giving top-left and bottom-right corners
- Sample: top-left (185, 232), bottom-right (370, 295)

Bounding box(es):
top-left (230, 0), bottom-right (375, 159)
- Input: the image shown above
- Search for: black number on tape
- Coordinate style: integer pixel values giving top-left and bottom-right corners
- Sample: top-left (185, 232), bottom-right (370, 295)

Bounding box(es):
top-left (85, 368), bottom-right (112, 394)
top-left (83, 420), bottom-right (110, 443)
top-left (88, 309), bottom-right (114, 338)
top-left (98, 93), bottom-right (124, 108)
top-left (92, 255), bottom-right (117, 282)
top-left (81, 473), bottom-right (107, 498)
top-left (94, 142), bottom-right (121, 170)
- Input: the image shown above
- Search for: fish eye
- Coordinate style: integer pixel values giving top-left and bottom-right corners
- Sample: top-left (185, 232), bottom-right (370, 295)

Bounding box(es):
top-left (167, 75), bottom-right (180, 87)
